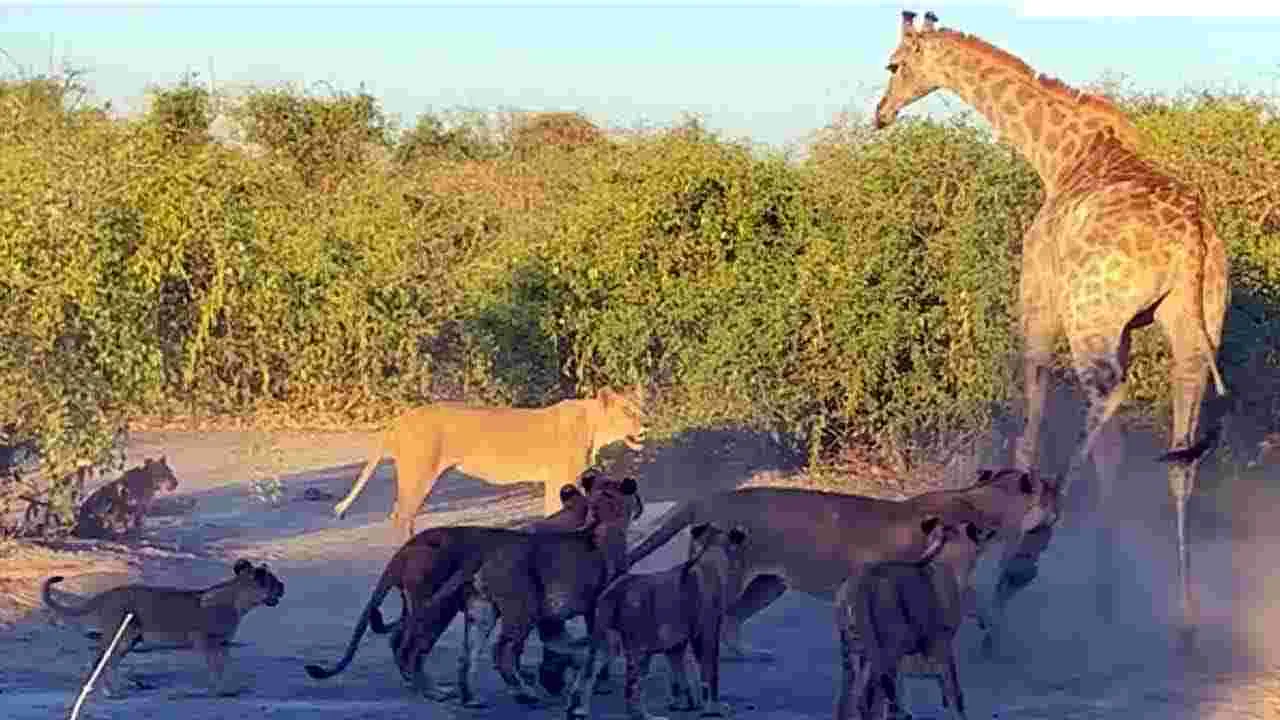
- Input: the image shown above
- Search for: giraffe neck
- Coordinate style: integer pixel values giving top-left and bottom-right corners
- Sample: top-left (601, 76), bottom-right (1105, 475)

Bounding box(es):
top-left (925, 34), bottom-right (1141, 195)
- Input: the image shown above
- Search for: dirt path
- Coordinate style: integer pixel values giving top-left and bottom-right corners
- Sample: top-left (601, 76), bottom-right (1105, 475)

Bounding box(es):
top-left (2, 429), bottom-right (1277, 719)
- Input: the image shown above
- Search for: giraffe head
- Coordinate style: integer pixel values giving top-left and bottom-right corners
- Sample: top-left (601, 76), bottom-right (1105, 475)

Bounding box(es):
top-left (873, 10), bottom-right (945, 130)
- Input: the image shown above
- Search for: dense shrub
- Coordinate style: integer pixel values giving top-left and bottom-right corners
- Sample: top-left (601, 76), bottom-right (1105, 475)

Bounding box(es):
top-left (1, 70), bottom-right (1277, 533)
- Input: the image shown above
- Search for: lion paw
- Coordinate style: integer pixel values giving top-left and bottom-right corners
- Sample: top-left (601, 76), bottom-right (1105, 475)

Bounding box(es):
top-left (592, 679), bottom-right (616, 696)
top-left (422, 685), bottom-right (459, 703)
top-left (514, 690), bottom-right (542, 707)
top-left (720, 644), bottom-right (776, 664)
top-left (128, 677), bottom-right (156, 691)
top-left (699, 701), bottom-right (731, 717)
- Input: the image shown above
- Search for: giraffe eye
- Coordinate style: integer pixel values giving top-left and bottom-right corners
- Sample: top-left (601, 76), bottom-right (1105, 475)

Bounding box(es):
top-left (886, 63), bottom-right (900, 73)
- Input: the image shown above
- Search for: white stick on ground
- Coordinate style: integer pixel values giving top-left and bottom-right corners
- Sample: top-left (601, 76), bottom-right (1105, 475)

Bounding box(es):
top-left (69, 611), bottom-right (134, 720)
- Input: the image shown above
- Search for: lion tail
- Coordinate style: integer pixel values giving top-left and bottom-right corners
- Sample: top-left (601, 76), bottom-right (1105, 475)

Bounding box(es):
top-left (625, 499), bottom-right (700, 567)
top-left (42, 576), bottom-right (101, 618)
top-left (304, 568), bottom-right (398, 679)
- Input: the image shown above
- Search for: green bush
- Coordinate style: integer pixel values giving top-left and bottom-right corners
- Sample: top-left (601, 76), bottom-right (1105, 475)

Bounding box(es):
top-left (1, 74), bottom-right (1278, 533)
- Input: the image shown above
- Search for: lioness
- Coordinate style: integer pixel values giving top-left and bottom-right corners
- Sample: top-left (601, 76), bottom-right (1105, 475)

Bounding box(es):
top-left (332, 386), bottom-right (648, 539)
top-left (625, 468), bottom-right (1061, 662)
top-left (565, 522), bottom-right (751, 720)
top-left (73, 456), bottom-right (180, 540)
top-left (42, 559), bottom-right (285, 697)
top-left (835, 520), bottom-right (996, 720)
top-left (305, 473), bottom-right (643, 705)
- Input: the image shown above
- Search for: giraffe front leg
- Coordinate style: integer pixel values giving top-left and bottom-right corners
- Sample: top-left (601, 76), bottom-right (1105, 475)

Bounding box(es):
top-left (1012, 218), bottom-right (1059, 475)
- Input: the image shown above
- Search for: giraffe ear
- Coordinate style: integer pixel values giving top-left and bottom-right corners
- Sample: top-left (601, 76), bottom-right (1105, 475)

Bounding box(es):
top-left (900, 10), bottom-right (917, 37)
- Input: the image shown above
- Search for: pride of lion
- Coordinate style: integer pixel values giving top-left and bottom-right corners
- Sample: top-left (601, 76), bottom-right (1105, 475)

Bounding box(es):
top-left (31, 10), bottom-right (1232, 720)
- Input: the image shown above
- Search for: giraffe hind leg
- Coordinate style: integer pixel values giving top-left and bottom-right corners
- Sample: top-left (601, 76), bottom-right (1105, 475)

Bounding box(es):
top-left (1066, 327), bottom-right (1133, 627)
top-left (1156, 299), bottom-right (1223, 656)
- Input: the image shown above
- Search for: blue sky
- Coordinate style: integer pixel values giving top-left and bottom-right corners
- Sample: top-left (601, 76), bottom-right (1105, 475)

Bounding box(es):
top-left (2, 2), bottom-right (1278, 150)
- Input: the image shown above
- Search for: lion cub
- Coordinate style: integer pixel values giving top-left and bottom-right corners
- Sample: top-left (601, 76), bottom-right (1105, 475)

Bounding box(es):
top-left (836, 520), bottom-right (996, 720)
top-left (566, 522), bottom-right (748, 720)
top-left (73, 456), bottom-right (180, 540)
top-left (42, 559), bottom-right (285, 698)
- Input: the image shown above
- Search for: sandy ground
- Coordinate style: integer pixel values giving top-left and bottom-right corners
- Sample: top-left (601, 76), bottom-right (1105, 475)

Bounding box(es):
top-left (2, 428), bottom-right (1279, 720)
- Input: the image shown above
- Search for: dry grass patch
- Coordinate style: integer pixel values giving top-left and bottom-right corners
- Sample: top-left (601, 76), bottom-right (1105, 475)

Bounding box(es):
top-left (0, 540), bottom-right (134, 627)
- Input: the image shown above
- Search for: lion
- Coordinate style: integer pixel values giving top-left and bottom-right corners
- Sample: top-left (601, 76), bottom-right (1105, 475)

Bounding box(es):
top-left (375, 468), bottom-right (640, 694)
top-left (625, 468), bottom-right (1061, 663)
top-left (564, 522), bottom-right (750, 720)
top-left (42, 559), bottom-right (285, 698)
top-left (835, 520), bottom-right (998, 720)
top-left (304, 473), bottom-right (643, 706)
top-left (332, 386), bottom-right (648, 539)
top-left (73, 456), bottom-right (180, 541)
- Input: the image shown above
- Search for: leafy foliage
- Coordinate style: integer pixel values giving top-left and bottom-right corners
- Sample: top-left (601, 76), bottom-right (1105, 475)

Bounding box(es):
top-left (1, 75), bottom-right (1278, 533)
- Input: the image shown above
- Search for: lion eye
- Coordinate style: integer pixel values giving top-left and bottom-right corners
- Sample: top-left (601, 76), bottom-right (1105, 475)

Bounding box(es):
top-left (886, 63), bottom-right (900, 73)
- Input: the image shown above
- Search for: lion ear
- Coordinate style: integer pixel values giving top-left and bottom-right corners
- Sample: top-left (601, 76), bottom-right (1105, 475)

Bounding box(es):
top-left (920, 516), bottom-right (942, 537)
top-left (580, 469), bottom-right (598, 493)
top-left (690, 522), bottom-right (710, 540)
top-left (620, 476), bottom-right (638, 495)
top-left (233, 559), bottom-right (252, 575)
top-left (559, 483), bottom-right (582, 504)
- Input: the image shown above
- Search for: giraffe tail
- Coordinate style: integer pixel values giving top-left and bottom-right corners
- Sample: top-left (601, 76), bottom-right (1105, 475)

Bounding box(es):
top-left (1194, 215), bottom-right (1228, 397)
top-left (1156, 425), bottom-right (1222, 465)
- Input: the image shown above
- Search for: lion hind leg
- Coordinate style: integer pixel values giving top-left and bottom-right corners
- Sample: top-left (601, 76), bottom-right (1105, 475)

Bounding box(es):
top-left (98, 619), bottom-right (142, 699)
top-left (664, 642), bottom-right (698, 712)
top-left (624, 648), bottom-right (666, 720)
top-left (334, 430), bottom-right (391, 519)
top-left (493, 611), bottom-right (541, 706)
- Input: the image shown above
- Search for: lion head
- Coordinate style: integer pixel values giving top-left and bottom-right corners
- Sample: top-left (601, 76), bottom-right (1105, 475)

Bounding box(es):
top-left (591, 386), bottom-right (648, 453)
top-left (580, 469), bottom-right (643, 525)
top-left (141, 455), bottom-right (180, 493)
top-left (579, 471), bottom-right (642, 581)
top-left (967, 467), bottom-right (1061, 536)
top-left (205, 559), bottom-right (286, 611)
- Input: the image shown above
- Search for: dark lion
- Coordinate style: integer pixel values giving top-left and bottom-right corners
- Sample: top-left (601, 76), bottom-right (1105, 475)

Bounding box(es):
top-left (304, 473), bottom-right (642, 707)
top-left (73, 456), bottom-right (180, 541)
top-left (835, 520), bottom-right (997, 720)
top-left (564, 522), bottom-right (754, 720)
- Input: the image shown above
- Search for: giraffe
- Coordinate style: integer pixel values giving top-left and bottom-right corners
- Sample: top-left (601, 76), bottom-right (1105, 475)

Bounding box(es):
top-left (869, 10), bottom-right (1229, 658)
